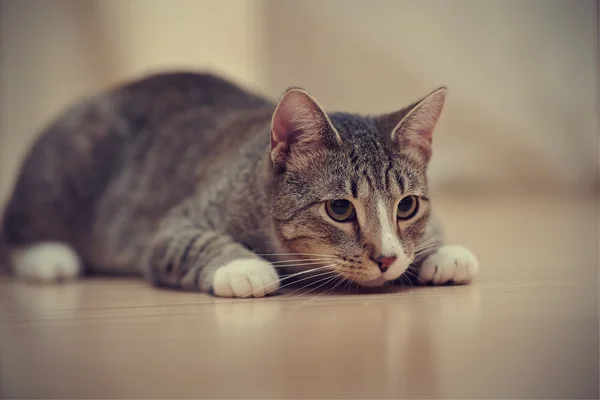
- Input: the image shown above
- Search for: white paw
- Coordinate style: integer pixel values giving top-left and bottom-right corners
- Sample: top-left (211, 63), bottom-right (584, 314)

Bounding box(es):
top-left (419, 245), bottom-right (479, 285)
top-left (212, 258), bottom-right (280, 298)
top-left (10, 242), bottom-right (82, 283)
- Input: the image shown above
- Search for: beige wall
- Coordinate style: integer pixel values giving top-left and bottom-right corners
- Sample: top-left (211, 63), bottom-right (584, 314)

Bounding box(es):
top-left (263, 0), bottom-right (599, 192)
top-left (1, 0), bottom-right (598, 206)
top-left (0, 0), bottom-right (268, 205)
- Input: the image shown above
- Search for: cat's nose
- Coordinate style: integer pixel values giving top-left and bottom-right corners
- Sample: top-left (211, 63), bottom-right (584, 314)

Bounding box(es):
top-left (373, 255), bottom-right (397, 272)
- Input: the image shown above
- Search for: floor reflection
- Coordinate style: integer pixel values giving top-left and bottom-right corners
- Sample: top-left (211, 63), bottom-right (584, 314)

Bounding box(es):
top-left (210, 282), bottom-right (482, 398)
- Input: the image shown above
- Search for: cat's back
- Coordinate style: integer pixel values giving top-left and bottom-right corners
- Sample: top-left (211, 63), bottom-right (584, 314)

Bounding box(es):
top-left (117, 72), bottom-right (274, 156)
top-left (119, 72), bottom-right (273, 120)
top-left (1, 72), bottom-right (274, 269)
top-left (7, 71), bottom-right (273, 202)
top-left (110, 72), bottom-right (276, 193)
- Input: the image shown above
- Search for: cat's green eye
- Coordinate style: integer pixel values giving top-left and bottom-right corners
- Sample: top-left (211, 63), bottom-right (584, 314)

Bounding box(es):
top-left (325, 199), bottom-right (356, 222)
top-left (397, 195), bottom-right (419, 220)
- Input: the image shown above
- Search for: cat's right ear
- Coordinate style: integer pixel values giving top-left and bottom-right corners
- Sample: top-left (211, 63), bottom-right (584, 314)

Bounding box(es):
top-left (270, 88), bottom-right (341, 168)
top-left (378, 87), bottom-right (447, 163)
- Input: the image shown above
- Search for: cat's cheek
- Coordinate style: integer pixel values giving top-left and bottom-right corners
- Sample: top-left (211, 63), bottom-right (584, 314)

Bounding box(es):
top-left (418, 245), bottom-right (479, 285)
top-left (211, 258), bottom-right (280, 298)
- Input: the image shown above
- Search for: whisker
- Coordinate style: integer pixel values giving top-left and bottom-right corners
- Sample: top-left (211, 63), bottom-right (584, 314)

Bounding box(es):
top-left (242, 269), bottom-right (335, 299)
top-left (415, 247), bottom-right (438, 256)
top-left (274, 267), bottom-right (337, 293)
top-left (285, 274), bottom-right (340, 300)
top-left (326, 277), bottom-right (346, 295)
top-left (417, 234), bottom-right (442, 245)
top-left (401, 273), bottom-right (412, 287)
top-left (414, 236), bottom-right (443, 254)
top-left (347, 276), bottom-right (357, 292)
top-left (269, 261), bottom-right (336, 268)
top-left (414, 237), bottom-right (440, 248)
top-left (241, 265), bottom-right (337, 299)
top-left (256, 253), bottom-right (333, 258)
top-left (280, 273), bottom-right (339, 299)
top-left (269, 260), bottom-right (335, 267)
top-left (414, 244), bottom-right (437, 253)
top-left (305, 275), bottom-right (343, 297)
top-left (416, 236), bottom-right (439, 246)
top-left (279, 266), bottom-right (333, 282)
top-left (300, 276), bottom-right (346, 305)
top-left (404, 267), bottom-right (424, 285)
top-left (271, 258), bottom-right (335, 264)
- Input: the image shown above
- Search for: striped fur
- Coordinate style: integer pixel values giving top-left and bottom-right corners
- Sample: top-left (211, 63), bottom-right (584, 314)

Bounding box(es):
top-left (0, 72), bottom-right (474, 296)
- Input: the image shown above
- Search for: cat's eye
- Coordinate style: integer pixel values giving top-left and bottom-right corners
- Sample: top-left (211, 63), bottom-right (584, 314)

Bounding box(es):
top-left (397, 195), bottom-right (419, 220)
top-left (325, 199), bottom-right (356, 222)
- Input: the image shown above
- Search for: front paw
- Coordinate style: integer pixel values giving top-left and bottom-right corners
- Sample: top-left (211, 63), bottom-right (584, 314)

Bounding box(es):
top-left (419, 245), bottom-right (479, 285)
top-left (212, 258), bottom-right (280, 298)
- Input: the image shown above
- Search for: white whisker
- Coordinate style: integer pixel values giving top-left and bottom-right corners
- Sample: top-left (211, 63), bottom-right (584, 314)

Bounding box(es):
top-left (274, 266), bottom-right (338, 294)
top-left (268, 261), bottom-right (336, 269)
top-left (346, 276), bottom-right (356, 291)
top-left (326, 277), bottom-right (345, 295)
top-left (256, 253), bottom-right (333, 257)
top-left (414, 237), bottom-right (440, 249)
top-left (270, 258), bottom-right (336, 264)
top-left (292, 274), bottom-right (343, 299)
top-left (344, 279), bottom-right (352, 291)
top-left (242, 268), bottom-right (335, 299)
top-left (279, 265), bottom-right (333, 282)
top-left (237, 264), bottom-right (337, 299)
top-left (298, 276), bottom-right (346, 306)
top-left (415, 245), bottom-right (438, 254)
top-left (405, 267), bottom-right (425, 285)
top-left (414, 236), bottom-right (442, 254)
top-left (279, 272), bottom-right (339, 299)
top-left (401, 273), bottom-right (412, 286)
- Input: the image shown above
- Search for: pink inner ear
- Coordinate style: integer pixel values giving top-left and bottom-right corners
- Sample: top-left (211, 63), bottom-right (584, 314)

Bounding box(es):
top-left (271, 103), bottom-right (293, 145)
top-left (403, 110), bottom-right (437, 143)
top-left (271, 90), bottom-right (323, 148)
top-left (393, 90), bottom-right (446, 144)
top-left (396, 111), bottom-right (437, 159)
top-left (390, 89), bottom-right (446, 161)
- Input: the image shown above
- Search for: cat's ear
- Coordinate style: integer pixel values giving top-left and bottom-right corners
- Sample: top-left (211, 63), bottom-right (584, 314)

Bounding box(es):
top-left (380, 87), bottom-right (447, 162)
top-left (271, 88), bottom-right (341, 168)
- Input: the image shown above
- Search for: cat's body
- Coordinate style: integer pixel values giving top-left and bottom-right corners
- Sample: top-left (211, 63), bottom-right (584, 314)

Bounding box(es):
top-left (0, 72), bottom-right (478, 296)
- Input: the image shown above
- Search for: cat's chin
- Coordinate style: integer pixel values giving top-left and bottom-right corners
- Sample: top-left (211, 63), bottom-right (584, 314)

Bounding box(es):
top-left (357, 277), bottom-right (387, 288)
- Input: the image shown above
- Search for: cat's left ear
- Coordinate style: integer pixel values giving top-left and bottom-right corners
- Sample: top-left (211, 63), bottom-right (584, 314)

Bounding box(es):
top-left (379, 87), bottom-right (447, 162)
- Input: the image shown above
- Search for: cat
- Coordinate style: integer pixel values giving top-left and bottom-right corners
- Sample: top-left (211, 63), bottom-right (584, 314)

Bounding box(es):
top-left (0, 72), bottom-right (479, 297)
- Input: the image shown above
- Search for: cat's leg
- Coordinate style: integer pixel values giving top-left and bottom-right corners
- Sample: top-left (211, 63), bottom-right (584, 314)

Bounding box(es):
top-left (1, 187), bottom-right (84, 283)
top-left (8, 242), bottom-right (83, 283)
top-left (143, 217), bottom-right (280, 297)
top-left (417, 245), bottom-right (479, 285)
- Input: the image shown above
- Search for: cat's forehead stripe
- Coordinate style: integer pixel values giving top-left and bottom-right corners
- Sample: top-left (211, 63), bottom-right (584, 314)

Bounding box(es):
top-left (350, 179), bottom-right (358, 198)
top-left (352, 162), bottom-right (404, 199)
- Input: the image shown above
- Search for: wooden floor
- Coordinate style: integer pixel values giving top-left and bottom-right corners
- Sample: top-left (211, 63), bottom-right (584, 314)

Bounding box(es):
top-left (1, 193), bottom-right (598, 399)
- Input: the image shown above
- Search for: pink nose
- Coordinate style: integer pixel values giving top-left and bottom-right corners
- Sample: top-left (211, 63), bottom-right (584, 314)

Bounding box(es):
top-left (376, 256), bottom-right (397, 272)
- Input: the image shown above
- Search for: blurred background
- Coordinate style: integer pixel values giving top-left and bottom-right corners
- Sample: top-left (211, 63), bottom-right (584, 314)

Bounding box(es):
top-left (0, 0), bottom-right (598, 206)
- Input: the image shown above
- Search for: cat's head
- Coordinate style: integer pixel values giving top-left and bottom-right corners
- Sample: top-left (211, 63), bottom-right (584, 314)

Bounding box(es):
top-left (269, 86), bottom-right (446, 287)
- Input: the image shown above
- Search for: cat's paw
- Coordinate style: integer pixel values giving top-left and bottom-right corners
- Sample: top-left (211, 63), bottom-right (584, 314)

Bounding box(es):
top-left (419, 245), bottom-right (479, 285)
top-left (212, 258), bottom-right (280, 298)
top-left (10, 242), bottom-right (82, 283)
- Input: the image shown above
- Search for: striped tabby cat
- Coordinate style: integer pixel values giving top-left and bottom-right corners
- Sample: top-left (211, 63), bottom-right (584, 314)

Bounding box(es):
top-left (0, 72), bottom-right (478, 297)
